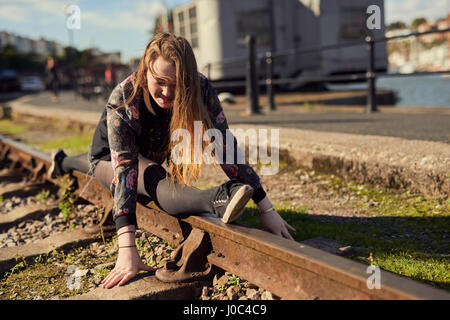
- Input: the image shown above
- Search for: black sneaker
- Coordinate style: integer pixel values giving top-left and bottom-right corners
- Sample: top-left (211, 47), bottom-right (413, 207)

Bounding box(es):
top-left (48, 148), bottom-right (67, 179)
top-left (212, 180), bottom-right (254, 224)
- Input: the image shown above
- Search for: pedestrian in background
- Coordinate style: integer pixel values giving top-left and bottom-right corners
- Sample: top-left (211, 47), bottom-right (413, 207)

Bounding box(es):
top-left (46, 57), bottom-right (60, 102)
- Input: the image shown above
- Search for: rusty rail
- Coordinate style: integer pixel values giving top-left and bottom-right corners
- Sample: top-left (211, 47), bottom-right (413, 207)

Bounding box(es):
top-left (1, 135), bottom-right (449, 300)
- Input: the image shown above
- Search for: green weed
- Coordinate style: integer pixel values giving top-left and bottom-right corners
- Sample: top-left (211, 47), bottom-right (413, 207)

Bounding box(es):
top-left (57, 175), bottom-right (76, 221)
top-left (227, 274), bottom-right (241, 287)
top-left (37, 189), bottom-right (50, 203)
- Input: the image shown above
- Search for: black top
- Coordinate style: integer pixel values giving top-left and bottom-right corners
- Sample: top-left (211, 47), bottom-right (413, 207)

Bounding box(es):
top-left (88, 72), bottom-right (266, 229)
top-left (89, 87), bottom-right (172, 166)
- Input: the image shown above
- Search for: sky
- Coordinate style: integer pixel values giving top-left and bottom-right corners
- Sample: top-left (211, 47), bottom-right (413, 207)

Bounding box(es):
top-left (0, 0), bottom-right (448, 63)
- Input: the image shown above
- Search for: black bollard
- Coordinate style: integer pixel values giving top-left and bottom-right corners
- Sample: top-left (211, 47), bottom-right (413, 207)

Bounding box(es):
top-left (366, 35), bottom-right (377, 113)
top-left (266, 51), bottom-right (276, 111)
top-left (246, 35), bottom-right (260, 114)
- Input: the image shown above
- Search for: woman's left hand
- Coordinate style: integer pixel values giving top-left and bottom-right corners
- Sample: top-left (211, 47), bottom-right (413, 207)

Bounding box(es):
top-left (260, 209), bottom-right (296, 240)
top-left (257, 196), bottom-right (296, 240)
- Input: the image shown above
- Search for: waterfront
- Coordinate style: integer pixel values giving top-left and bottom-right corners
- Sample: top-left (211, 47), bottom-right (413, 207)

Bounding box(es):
top-left (327, 74), bottom-right (450, 107)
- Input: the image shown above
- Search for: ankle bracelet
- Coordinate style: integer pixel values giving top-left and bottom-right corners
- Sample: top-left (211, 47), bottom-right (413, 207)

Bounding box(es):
top-left (117, 230), bottom-right (135, 237)
top-left (118, 245), bottom-right (136, 249)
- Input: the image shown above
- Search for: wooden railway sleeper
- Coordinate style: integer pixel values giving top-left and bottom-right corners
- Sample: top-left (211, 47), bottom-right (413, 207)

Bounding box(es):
top-left (29, 161), bottom-right (47, 183)
top-left (0, 145), bottom-right (10, 161)
top-left (82, 204), bottom-right (115, 235)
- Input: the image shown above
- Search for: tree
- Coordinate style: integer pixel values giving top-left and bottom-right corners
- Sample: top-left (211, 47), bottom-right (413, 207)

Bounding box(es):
top-left (0, 45), bottom-right (45, 72)
top-left (411, 17), bottom-right (427, 29)
top-left (152, 15), bottom-right (163, 37)
top-left (387, 21), bottom-right (407, 31)
top-left (150, 10), bottom-right (174, 38)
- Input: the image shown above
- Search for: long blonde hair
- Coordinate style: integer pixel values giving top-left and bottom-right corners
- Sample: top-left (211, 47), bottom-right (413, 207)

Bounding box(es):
top-left (125, 32), bottom-right (215, 186)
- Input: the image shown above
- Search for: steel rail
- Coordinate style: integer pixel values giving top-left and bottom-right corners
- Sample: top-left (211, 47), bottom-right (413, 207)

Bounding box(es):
top-left (1, 135), bottom-right (449, 300)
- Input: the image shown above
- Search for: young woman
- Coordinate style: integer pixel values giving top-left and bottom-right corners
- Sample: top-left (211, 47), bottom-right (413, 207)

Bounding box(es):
top-left (49, 33), bottom-right (295, 289)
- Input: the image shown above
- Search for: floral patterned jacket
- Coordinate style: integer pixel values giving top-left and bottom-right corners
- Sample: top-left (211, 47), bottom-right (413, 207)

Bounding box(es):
top-left (89, 72), bottom-right (266, 230)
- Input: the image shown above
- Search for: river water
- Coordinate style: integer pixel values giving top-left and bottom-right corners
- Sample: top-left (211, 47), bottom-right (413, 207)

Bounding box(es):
top-left (327, 74), bottom-right (450, 107)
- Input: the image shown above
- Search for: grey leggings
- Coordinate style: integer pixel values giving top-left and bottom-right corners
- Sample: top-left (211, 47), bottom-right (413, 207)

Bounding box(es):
top-left (62, 153), bottom-right (217, 217)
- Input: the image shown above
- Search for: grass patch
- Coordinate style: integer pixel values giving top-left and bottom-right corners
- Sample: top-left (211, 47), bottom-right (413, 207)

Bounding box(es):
top-left (0, 119), bottom-right (26, 135)
top-left (0, 244), bottom-right (115, 300)
top-left (0, 116), bottom-right (94, 156)
top-left (238, 201), bottom-right (450, 291)
top-left (0, 231), bottom-right (174, 300)
top-left (0, 238), bottom-right (118, 300)
top-left (36, 130), bottom-right (94, 156)
top-left (326, 174), bottom-right (449, 218)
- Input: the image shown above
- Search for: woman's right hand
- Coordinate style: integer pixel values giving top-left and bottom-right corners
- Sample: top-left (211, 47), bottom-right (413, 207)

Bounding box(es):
top-left (101, 247), bottom-right (155, 289)
top-left (101, 225), bottom-right (155, 289)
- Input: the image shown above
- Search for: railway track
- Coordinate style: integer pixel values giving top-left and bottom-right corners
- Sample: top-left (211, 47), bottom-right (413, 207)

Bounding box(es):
top-left (0, 135), bottom-right (449, 300)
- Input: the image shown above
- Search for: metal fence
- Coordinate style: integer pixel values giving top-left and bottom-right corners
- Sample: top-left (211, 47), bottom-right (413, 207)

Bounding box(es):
top-left (206, 28), bottom-right (450, 114)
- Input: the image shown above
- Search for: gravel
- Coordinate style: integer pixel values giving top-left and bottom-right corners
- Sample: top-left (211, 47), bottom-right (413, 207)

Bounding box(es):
top-left (1, 201), bottom-right (279, 300)
top-left (0, 200), bottom-right (98, 248)
top-left (0, 194), bottom-right (31, 215)
top-left (198, 273), bottom-right (280, 300)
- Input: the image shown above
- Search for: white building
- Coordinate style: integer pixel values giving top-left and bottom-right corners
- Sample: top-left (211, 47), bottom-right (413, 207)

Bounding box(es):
top-left (50, 41), bottom-right (65, 57)
top-left (0, 31), bottom-right (69, 58)
top-left (16, 36), bottom-right (32, 54)
top-left (164, 0), bottom-right (387, 83)
top-left (0, 32), bottom-right (17, 50)
top-left (30, 38), bottom-right (47, 55)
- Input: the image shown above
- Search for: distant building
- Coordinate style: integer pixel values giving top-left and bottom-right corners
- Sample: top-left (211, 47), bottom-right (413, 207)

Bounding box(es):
top-left (49, 41), bottom-right (64, 57)
top-left (0, 31), bottom-right (65, 57)
top-left (0, 32), bottom-right (17, 50)
top-left (88, 48), bottom-right (121, 65)
top-left (16, 36), bottom-right (30, 54)
top-left (417, 22), bottom-right (438, 44)
top-left (159, 0), bottom-right (387, 83)
top-left (129, 57), bottom-right (141, 70)
top-left (386, 15), bottom-right (449, 73)
top-left (31, 38), bottom-right (48, 56)
top-left (436, 14), bottom-right (450, 42)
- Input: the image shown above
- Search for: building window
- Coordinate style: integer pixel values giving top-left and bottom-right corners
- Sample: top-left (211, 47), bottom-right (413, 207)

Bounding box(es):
top-left (340, 7), bottom-right (367, 40)
top-left (236, 9), bottom-right (271, 47)
top-left (175, 6), bottom-right (198, 48)
top-left (188, 6), bottom-right (198, 48)
top-left (189, 7), bottom-right (196, 19)
top-left (191, 37), bottom-right (198, 48)
top-left (190, 22), bottom-right (197, 34)
top-left (177, 11), bottom-right (185, 36)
